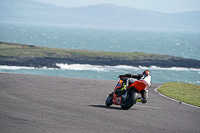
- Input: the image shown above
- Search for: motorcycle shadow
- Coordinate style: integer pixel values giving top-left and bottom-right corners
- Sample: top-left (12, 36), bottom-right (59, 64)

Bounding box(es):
top-left (88, 105), bottom-right (138, 110)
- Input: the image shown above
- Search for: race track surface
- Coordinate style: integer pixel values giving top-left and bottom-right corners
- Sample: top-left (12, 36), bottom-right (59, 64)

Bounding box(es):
top-left (0, 73), bottom-right (199, 133)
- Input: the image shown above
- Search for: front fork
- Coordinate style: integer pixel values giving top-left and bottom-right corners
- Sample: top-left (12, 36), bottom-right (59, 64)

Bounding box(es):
top-left (121, 78), bottom-right (129, 100)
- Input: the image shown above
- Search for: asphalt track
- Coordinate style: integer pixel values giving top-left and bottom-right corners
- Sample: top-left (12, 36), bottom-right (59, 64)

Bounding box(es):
top-left (0, 73), bottom-right (199, 133)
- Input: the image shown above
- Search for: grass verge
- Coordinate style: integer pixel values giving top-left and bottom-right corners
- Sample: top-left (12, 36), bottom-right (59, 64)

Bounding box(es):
top-left (158, 82), bottom-right (200, 107)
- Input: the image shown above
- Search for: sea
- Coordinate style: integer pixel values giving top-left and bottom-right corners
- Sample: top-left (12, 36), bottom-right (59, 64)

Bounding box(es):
top-left (0, 22), bottom-right (200, 85)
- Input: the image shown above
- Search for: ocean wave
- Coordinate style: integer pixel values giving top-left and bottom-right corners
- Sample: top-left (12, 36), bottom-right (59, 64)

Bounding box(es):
top-left (55, 63), bottom-right (200, 72)
top-left (1, 64), bottom-right (200, 72)
top-left (0, 65), bottom-right (35, 70)
top-left (0, 65), bottom-right (55, 70)
top-left (56, 63), bottom-right (108, 71)
top-left (139, 66), bottom-right (200, 71)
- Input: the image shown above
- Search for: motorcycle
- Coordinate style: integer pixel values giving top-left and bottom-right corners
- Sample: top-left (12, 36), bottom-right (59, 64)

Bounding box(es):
top-left (105, 75), bottom-right (149, 110)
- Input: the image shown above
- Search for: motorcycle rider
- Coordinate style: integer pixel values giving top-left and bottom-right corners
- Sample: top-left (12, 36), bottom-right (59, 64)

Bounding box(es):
top-left (116, 70), bottom-right (152, 103)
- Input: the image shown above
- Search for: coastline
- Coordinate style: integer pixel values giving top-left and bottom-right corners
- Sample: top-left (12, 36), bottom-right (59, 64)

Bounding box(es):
top-left (1, 56), bottom-right (200, 69)
top-left (1, 42), bottom-right (200, 68)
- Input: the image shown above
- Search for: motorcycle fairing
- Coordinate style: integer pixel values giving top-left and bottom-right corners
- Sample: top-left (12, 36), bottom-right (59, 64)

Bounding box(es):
top-left (128, 80), bottom-right (149, 92)
top-left (112, 79), bottom-right (123, 105)
top-left (115, 79), bottom-right (123, 89)
top-left (113, 94), bottom-right (122, 105)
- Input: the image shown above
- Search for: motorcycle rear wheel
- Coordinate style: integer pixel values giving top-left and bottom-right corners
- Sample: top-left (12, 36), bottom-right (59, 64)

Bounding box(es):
top-left (121, 91), bottom-right (138, 110)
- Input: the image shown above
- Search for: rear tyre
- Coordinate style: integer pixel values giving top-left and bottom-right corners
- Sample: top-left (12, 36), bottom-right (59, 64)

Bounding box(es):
top-left (121, 91), bottom-right (138, 110)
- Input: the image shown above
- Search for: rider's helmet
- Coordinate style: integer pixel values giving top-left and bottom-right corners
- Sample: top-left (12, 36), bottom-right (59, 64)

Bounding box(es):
top-left (142, 70), bottom-right (151, 77)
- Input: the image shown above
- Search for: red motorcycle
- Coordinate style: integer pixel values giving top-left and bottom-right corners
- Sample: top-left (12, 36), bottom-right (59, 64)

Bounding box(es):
top-left (105, 75), bottom-right (149, 110)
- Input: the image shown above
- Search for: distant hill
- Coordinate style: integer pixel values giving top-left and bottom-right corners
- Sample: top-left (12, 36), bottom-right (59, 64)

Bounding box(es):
top-left (0, 0), bottom-right (200, 30)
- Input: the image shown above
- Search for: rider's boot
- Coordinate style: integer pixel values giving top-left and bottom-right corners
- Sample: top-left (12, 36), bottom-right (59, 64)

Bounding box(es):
top-left (136, 97), bottom-right (147, 103)
top-left (141, 90), bottom-right (148, 103)
top-left (141, 98), bottom-right (147, 103)
top-left (136, 97), bottom-right (142, 102)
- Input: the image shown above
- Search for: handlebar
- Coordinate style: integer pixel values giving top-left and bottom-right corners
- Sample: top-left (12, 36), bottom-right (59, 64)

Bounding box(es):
top-left (118, 75), bottom-right (126, 79)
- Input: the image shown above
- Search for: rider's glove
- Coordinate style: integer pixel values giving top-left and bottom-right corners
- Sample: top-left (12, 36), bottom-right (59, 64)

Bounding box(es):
top-left (125, 73), bottom-right (132, 77)
top-left (119, 75), bottom-right (124, 79)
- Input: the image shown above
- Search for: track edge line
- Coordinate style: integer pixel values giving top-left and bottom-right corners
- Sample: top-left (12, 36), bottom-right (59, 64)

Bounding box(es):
top-left (154, 85), bottom-right (200, 109)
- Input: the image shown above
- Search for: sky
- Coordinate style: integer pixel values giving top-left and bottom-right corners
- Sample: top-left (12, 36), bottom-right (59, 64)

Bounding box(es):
top-left (32, 0), bottom-right (200, 14)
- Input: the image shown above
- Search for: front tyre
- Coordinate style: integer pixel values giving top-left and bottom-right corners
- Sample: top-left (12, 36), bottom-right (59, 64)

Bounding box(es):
top-left (105, 95), bottom-right (113, 106)
top-left (121, 91), bottom-right (138, 110)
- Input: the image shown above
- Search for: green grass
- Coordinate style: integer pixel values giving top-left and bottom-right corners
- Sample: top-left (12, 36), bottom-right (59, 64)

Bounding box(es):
top-left (158, 82), bottom-right (200, 107)
top-left (0, 43), bottom-right (162, 59)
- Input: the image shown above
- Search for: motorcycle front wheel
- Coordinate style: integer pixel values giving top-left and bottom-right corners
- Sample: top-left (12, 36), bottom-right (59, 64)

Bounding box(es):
top-left (121, 91), bottom-right (138, 110)
top-left (105, 95), bottom-right (113, 106)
